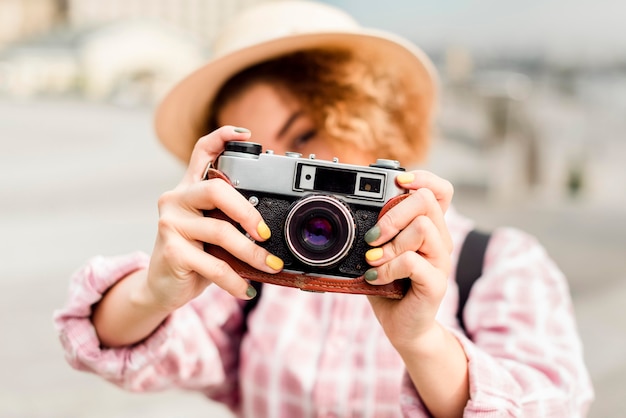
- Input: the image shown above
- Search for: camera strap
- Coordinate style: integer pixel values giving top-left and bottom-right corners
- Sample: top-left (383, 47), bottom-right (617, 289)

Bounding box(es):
top-left (242, 228), bottom-right (491, 337)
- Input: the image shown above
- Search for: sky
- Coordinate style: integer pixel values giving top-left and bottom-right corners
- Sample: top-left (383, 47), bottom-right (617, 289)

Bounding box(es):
top-left (320, 0), bottom-right (626, 62)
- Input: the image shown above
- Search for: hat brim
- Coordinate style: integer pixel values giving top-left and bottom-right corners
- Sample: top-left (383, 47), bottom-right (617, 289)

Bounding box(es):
top-left (154, 29), bottom-right (438, 163)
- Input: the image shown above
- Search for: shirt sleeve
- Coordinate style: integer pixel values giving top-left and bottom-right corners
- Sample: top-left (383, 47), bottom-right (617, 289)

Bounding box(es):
top-left (400, 227), bottom-right (594, 417)
top-left (52, 252), bottom-right (245, 407)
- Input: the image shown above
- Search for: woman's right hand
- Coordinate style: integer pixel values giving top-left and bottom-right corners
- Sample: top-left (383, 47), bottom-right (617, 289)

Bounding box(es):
top-left (145, 126), bottom-right (284, 313)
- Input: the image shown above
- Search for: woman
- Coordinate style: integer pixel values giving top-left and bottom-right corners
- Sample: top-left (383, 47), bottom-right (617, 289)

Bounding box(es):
top-left (54, 1), bottom-right (593, 417)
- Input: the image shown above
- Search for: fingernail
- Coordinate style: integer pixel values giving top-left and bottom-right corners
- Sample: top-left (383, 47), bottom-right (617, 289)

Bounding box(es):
top-left (364, 269), bottom-right (378, 282)
top-left (257, 221), bottom-right (271, 240)
top-left (246, 285), bottom-right (257, 299)
top-left (364, 225), bottom-right (381, 244)
top-left (234, 127), bottom-right (250, 133)
top-left (265, 254), bottom-right (284, 271)
top-left (365, 248), bottom-right (383, 262)
top-left (396, 172), bottom-right (415, 185)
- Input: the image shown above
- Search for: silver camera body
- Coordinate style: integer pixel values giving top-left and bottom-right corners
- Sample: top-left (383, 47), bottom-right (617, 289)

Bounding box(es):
top-left (213, 141), bottom-right (407, 279)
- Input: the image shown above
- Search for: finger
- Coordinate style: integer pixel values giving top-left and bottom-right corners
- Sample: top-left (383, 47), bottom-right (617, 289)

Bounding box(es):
top-left (365, 215), bottom-right (451, 274)
top-left (396, 170), bottom-right (454, 212)
top-left (163, 177), bottom-right (269, 242)
top-left (152, 232), bottom-right (252, 300)
top-left (184, 244), bottom-right (255, 299)
top-left (408, 188), bottom-right (452, 253)
top-left (368, 187), bottom-right (452, 252)
top-left (176, 214), bottom-right (284, 274)
top-left (183, 125), bottom-right (252, 185)
top-left (364, 251), bottom-right (447, 301)
top-left (177, 179), bottom-right (271, 242)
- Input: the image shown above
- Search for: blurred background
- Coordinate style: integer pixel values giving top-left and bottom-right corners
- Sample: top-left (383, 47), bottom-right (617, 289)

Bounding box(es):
top-left (0, 0), bottom-right (624, 416)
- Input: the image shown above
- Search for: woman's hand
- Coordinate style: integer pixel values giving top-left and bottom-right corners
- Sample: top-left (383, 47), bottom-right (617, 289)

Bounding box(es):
top-left (145, 126), bottom-right (284, 312)
top-left (93, 126), bottom-right (284, 348)
top-left (365, 171), bottom-right (469, 417)
top-left (364, 170), bottom-right (454, 351)
top-left (364, 171), bottom-right (469, 417)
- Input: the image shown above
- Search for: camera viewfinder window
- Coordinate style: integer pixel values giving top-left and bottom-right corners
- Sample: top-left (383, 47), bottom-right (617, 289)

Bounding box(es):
top-left (359, 177), bottom-right (381, 194)
top-left (314, 167), bottom-right (357, 194)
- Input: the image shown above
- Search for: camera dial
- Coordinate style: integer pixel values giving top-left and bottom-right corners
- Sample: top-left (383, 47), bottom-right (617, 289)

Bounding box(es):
top-left (224, 141), bottom-right (262, 155)
top-left (369, 159), bottom-right (403, 170)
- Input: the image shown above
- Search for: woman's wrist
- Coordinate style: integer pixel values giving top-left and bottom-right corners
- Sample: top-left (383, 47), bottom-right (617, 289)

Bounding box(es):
top-left (392, 322), bottom-right (449, 360)
top-left (93, 268), bottom-right (172, 348)
top-left (129, 269), bottom-right (174, 315)
top-left (396, 322), bottom-right (469, 418)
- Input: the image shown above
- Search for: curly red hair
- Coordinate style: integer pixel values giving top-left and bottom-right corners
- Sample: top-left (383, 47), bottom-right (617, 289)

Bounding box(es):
top-left (209, 48), bottom-right (435, 165)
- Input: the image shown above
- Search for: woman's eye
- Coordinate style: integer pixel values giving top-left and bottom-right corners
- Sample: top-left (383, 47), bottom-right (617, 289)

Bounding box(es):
top-left (292, 130), bottom-right (317, 149)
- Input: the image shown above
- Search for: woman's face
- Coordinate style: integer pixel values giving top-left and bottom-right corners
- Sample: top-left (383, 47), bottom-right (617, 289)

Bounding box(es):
top-left (216, 82), bottom-right (375, 165)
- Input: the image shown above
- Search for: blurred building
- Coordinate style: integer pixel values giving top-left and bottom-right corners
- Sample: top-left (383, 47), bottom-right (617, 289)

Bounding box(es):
top-left (1, 0), bottom-right (270, 48)
top-left (64, 0), bottom-right (269, 46)
top-left (0, 0), bottom-right (66, 46)
top-left (0, 0), bottom-right (274, 102)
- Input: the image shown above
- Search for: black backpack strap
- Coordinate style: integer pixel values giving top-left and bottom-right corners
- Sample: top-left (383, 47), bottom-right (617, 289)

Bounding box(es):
top-left (242, 280), bottom-right (264, 334)
top-left (456, 229), bottom-right (491, 336)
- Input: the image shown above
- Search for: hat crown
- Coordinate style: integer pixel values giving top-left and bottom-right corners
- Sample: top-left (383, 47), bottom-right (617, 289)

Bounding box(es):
top-left (214, 0), bottom-right (360, 57)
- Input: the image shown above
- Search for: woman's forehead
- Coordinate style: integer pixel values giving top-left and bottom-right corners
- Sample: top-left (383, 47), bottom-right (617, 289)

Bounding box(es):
top-left (217, 83), bottom-right (301, 137)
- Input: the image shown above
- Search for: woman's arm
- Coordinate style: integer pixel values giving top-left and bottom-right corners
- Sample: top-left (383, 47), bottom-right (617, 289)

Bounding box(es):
top-left (366, 170), bottom-right (468, 417)
top-left (90, 125), bottom-right (283, 348)
top-left (54, 252), bottom-right (246, 403)
top-left (92, 268), bottom-right (170, 347)
top-left (397, 323), bottom-right (469, 417)
top-left (397, 227), bottom-right (594, 417)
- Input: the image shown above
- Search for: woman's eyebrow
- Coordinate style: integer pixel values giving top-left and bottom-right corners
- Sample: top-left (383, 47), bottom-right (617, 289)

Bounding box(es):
top-left (277, 111), bottom-right (303, 140)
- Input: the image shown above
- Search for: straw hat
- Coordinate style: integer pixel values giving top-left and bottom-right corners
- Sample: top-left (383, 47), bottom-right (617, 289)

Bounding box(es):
top-left (154, 0), bottom-right (437, 163)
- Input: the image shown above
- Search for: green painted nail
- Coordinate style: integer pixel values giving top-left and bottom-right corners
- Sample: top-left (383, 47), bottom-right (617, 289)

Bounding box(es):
top-left (364, 225), bottom-right (381, 244)
top-left (364, 269), bottom-right (378, 282)
top-left (234, 127), bottom-right (250, 133)
top-left (246, 285), bottom-right (257, 299)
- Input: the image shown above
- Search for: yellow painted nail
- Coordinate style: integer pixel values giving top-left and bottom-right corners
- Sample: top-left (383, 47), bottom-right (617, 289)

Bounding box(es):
top-left (396, 172), bottom-right (415, 185)
top-left (365, 248), bottom-right (384, 262)
top-left (265, 254), bottom-right (284, 271)
top-left (257, 221), bottom-right (271, 240)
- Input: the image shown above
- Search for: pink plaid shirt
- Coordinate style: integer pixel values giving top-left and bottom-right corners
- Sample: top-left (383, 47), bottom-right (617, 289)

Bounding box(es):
top-left (53, 208), bottom-right (593, 417)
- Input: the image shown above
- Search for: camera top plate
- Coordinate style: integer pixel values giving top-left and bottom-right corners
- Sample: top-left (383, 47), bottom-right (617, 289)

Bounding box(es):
top-left (216, 142), bottom-right (406, 206)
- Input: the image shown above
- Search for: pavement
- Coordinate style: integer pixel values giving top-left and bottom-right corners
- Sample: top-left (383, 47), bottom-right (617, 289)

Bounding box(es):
top-left (0, 97), bottom-right (624, 417)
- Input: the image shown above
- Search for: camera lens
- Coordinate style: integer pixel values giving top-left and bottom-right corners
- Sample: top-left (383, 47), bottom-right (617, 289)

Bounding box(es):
top-left (285, 195), bottom-right (356, 267)
top-left (303, 217), bottom-right (334, 249)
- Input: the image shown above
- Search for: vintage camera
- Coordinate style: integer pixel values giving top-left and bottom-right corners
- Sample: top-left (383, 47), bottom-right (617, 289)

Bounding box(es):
top-left (210, 141), bottom-right (407, 279)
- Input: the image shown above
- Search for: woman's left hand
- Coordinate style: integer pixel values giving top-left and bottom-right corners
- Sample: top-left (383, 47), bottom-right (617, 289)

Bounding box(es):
top-left (365, 170), bottom-right (454, 352)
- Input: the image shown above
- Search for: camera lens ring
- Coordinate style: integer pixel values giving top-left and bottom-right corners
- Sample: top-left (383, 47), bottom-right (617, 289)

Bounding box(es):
top-left (284, 195), bottom-right (356, 267)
